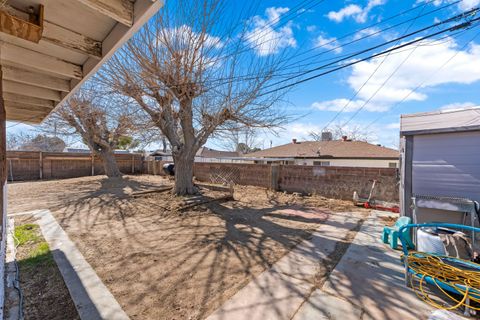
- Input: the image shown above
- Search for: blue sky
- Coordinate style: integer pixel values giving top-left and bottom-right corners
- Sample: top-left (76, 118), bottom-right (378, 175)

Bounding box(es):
top-left (8, 0), bottom-right (480, 150)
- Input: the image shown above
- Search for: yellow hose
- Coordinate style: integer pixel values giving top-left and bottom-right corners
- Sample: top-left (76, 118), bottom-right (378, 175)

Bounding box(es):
top-left (404, 252), bottom-right (480, 311)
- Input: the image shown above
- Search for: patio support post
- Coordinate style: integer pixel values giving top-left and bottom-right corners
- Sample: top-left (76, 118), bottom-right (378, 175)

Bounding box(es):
top-left (0, 65), bottom-right (7, 318)
top-left (91, 153), bottom-right (95, 176)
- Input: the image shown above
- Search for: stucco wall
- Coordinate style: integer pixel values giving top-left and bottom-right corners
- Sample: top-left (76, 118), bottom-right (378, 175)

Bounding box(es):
top-left (292, 158), bottom-right (398, 168)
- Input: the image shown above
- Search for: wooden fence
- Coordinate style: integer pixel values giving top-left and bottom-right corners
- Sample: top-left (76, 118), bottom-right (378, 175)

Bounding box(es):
top-left (7, 151), bottom-right (143, 181)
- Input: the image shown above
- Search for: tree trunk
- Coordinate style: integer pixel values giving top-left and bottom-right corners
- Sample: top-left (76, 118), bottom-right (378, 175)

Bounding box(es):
top-left (98, 150), bottom-right (122, 178)
top-left (173, 154), bottom-right (195, 195)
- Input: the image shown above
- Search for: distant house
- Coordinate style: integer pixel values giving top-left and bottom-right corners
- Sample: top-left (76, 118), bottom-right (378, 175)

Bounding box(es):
top-left (64, 148), bottom-right (134, 154)
top-left (195, 147), bottom-right (240, 162)
top-left (149, 147), bottom-right (241, 163)
top-left (244, 138), bottom-right (399, 168)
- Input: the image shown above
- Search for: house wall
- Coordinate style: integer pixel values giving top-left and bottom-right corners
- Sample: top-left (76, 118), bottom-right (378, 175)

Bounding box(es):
top-left (257, 158), bottom-right (398, 168)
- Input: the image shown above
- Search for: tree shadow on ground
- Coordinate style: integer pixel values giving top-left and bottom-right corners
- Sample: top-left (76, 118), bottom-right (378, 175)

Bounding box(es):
top-left (26, 181), bottom-right (434, 320)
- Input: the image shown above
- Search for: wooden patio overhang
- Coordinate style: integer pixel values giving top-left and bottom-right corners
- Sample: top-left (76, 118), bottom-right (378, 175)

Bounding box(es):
top-left (0, 0), bottom-right (163, 123)
top-left (0, 1), bottom-right (163, 315)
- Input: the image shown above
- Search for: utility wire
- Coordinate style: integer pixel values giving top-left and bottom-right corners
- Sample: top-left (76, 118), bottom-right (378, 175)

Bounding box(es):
top-left (280, 0), bottom-right (461, 72)
top-left (363, 27), bottom-right (480, 131)
top-left (338, 2), bottom-right (431, 129)
top-left (320, 1), bottom-right (430, 132)
top-left (263, 7), bottom-right (479, 91)
top-left (257, 9), bottom-right (480, 97)
top-left (193, 0), bottom-right (461, 89)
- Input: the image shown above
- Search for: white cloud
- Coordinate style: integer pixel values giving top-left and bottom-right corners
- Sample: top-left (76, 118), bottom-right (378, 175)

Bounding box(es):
top-left (439, 102), bottom-right (477, 111)
top-left (306, 25), bottom-right (317, 32)
top-left (159, 25), bottom-right (223, 50)
top-left (311, 98), bottom-right (389, 112)
top-left (327, 4), bottom-right (363, 23)
top-left (347, 39), bottom-right (480, 104)
top-left (427, 0), bottom-right (480, 11)
top-left (327, 0), bottom-right (386, 23)
top-left (353, 27), bottom-right (381, 40)
top-left (314, 35), bottom-right (343, 53)
top-left (385, 122), bottom-right (400, 129)
top-left (246, 7), bottom-right (297, 56)
top-left (311, 38), bottom-right (480, 114)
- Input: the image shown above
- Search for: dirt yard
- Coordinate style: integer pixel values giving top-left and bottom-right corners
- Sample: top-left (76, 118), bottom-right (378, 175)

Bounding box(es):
top-left (8, 175), bottom-right (364, 320)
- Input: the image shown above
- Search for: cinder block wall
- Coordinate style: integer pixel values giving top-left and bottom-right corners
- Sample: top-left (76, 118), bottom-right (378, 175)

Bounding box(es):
top-left (142, 161), bottom-right (398, 202)
top-left (278, 165), bottom-right (398, 202)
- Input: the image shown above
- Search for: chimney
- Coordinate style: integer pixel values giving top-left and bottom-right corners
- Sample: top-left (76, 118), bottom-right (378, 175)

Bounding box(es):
top-left (321, 131), bottom-right (333, 141)
top-left (342, 135), bottom-right (348, 141)
top-left (292, 138), bottom-right (297, 144)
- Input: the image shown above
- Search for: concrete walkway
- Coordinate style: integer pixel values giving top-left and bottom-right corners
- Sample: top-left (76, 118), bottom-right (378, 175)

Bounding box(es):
top-left (207, 210), bottom-right (437, 320)
top-left (32, 209), bottom-right (129, 320)
top-left (294, 211), bottom-right (433, 320)
top-left (207, 210), bottom-right (365, 320)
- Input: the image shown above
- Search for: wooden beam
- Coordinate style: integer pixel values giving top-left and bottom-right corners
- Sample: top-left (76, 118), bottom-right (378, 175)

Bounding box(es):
top-left (64, 0), bottom-right (162, 110)
top-left (5, 6), bottom-right (102, 58)
top-left (2, 66), bottom-right (70, 92)
top-left (3, 93), bottom-right (54, 108)
top-left (5, 101), bottom-right (54, 114)
top-left (43, 22), bottom-right (102, 59)
top-left (3, 81), bottom-right (61, 101)
top-left (0, 43), bottom-right (83, 79)
top-left (4, 113), bottom-right (43, 123)
top-left (75, 0), bottom-right (134, 27)
top-left (6, 109), bottom-right (47, 119)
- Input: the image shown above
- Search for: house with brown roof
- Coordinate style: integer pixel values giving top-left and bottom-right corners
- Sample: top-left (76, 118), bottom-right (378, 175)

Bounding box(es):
top-left (245, 138), bottom-right (399, 168)
top-left (149, 147), bottom-right (241, 163)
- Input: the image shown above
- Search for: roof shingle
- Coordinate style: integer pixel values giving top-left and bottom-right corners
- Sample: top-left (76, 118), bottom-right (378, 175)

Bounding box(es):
top-left (245, 140), bottom-right (398, 159)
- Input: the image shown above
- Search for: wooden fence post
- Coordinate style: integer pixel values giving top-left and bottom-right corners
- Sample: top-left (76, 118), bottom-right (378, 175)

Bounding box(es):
top-left (131, 155), bottom-right (135, 174)
top-left (270, 164), bottom-right (279, 191)
top-left (39, 151), bottom-right (43, 180)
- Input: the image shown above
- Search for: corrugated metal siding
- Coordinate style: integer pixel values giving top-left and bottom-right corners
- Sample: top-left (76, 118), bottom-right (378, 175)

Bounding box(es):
top-left (412, 131), bottom-right (480, 202)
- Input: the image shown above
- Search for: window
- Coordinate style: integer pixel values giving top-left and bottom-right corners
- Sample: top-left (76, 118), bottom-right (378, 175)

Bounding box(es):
top-left (313, 161), bottom-right (330, 166)
top-left (388, 162), bottom-right (397, 168)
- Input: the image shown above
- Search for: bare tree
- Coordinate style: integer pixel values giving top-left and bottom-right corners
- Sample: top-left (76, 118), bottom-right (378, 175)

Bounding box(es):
top-left (310, 123), bottom-right (377, 142)
top-left (99, 0), bottom-right (289, 194)
top-left (216, 127), bottom-right (262, 154)
top-left (7, 131), bottom-right (31, 151)
top-left (45, 90), bottom-right (136, 178)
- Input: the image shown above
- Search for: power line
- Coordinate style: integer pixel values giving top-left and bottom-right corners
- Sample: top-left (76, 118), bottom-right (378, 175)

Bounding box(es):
top-left (363, 27), bottom-right (480, 131)
top-left (263, 7), bottom-right (479, 92)
top-left (196, 0), bottom-right (461, 89)
top-left (257, 9), bottom-right (480, 97)
top-left (338, 1), bottom-right (431, 129)
top-left (280, 0), bottom-right (461, 72)
top-left (320, 0), bottom-right (431, 131)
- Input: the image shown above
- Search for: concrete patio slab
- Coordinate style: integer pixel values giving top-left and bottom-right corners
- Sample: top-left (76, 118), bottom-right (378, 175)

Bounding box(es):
top-left (292, 290), bottom-right (363, 320)
top-left (321, 210), bottom-right (434, 320)
top-left (206, 211), bottom-right (365, 320)
top-left (32, 209), bottom-right (129, 320)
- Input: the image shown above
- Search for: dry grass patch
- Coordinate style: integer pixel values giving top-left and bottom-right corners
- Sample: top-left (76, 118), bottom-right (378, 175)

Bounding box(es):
top-left (13, 222), bottom-right (79, 320)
